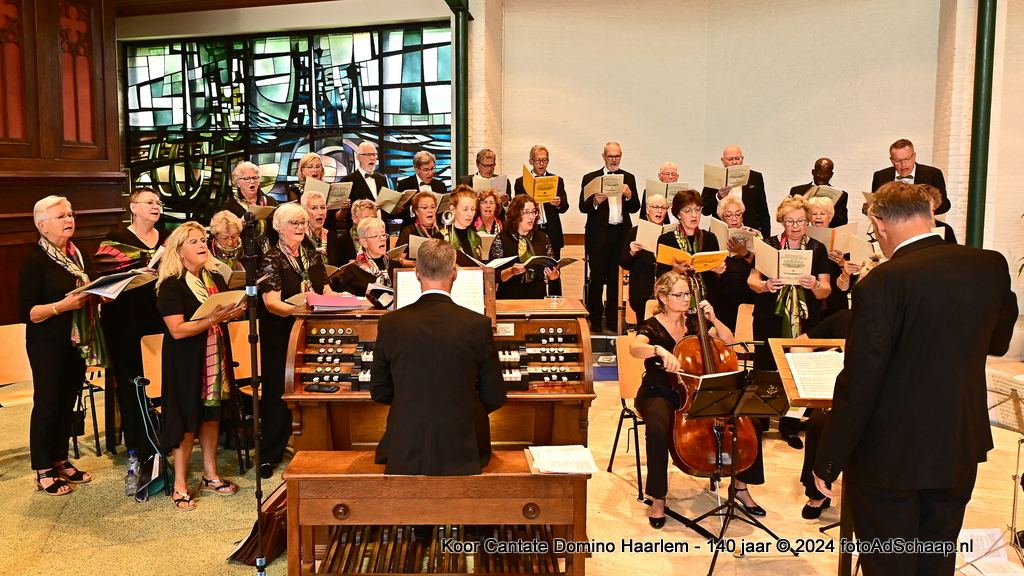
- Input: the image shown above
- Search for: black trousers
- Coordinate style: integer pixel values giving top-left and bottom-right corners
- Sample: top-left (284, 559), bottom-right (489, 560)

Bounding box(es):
top-left (259, 324), bottom-right (293, 466)
top-left (801, 408), bottom-right (829, 499)
top-left (102, 323), bottom-right (153, 457)
top-left (28, 341), bottom-right (85, 470)
top-left (586, 224), bottom-right (625, 330)
top-left (847, 468), bottom-right (976, 576)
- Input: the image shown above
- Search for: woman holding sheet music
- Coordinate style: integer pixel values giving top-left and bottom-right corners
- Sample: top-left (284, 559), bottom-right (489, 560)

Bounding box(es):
top-left (19, 195), bottom-right (104, 496)
top-left (257, 203), bottom-right (332, 478)
top-left (94, 188), bottom-right (169, 459)
top-left (620, 193), bottom-right (669, 323)
top-left (443, 186), bottom-right (484, 261)
top-left (712, 195), bottom-right (760, 332)
top-left (338, 218), bottom-right (398, 297)
top-left (807, 197), bottom-right (855, 319)
top-left (396, 192), bottom-right (444, 267)
top-left (287, 152), bottom-right (325, 203)
top-left (156, 222), bottom-right (245, 509)
top-left (655, 190), bottom-right (725, 304)
top-left (629, 272), bottom-right (735, 528)
top-left (488, 195), bottom-right (558, 299)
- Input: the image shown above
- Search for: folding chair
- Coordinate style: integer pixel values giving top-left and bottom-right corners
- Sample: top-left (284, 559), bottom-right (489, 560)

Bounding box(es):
top-left (609, 334), bottom-right (647, 501)
top-left (70, 367), bottom-right (104, 458)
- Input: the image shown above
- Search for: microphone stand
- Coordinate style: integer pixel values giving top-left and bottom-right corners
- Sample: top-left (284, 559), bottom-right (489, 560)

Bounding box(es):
top-left (241, 212), bottom-right (267, 576)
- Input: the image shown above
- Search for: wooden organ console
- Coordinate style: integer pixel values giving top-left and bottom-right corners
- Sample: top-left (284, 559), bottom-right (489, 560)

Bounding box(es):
top-left (282, 298), bottom-right (596, 452)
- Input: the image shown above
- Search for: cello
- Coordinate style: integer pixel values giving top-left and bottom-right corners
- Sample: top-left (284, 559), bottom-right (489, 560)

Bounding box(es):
top-left (667, 270), bottom-right (758, 478)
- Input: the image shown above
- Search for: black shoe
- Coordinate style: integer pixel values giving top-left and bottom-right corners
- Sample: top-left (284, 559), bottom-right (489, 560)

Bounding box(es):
top-left (784, 434), bottom-right (804, 449)
top-left (259, 463), bottom-right (275, 479)
top-left (648, 516), bottom-right (666, 529)
top-left (734, 487), bottom-right (766, 516)
top-left (801, 497), bottom-right (831, 520)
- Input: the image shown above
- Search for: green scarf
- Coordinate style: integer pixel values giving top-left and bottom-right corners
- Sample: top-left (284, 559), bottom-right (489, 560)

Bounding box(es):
top-left (445, 225), bottom-right (482, 260)
top-left (516, 233), bottom-right (536, 283)
top-left (771, 234), bottom-right (810, 337)
top-left (38, 237), bottom-right (107, 367)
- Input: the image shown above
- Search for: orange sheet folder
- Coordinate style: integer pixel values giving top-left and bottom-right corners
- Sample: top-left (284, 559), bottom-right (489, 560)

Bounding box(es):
top-left (655, 245), bottom-right (728, 273)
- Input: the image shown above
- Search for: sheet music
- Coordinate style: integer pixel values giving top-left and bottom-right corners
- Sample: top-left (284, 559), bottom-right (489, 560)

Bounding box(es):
top-left (986, 369), bottom-right (1024, 433)
top-left (785, 350), bottom-right (844, 400)
top-left (961, 559), bottom-right (1024, 576)
top-left (635, 219), bottom-right (672, 253)
top-left (778, 249), bottom-right (813, 284)
top-left (527, 445), bottom-right (599, 475)
top-left (394, 268), bottom-right (485, 316)
top-left (958, 527), bottom-right (1009, 564)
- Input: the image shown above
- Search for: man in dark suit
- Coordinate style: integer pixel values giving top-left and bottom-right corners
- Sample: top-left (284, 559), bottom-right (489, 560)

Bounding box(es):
top-left (813, 182), bottom-right (1017, 575)
top-left (513, 144), bottom-right (569, 258)
top-left (342, 141), bottom-right (391, 230)
top-left (580, 141), bottom-right (640, 334)
top-left (395, 151), bottom-right (448, 229)
top-left (456, 148), bottom-right (512, 206)
top-left (371, 239), bottom-right (506, 475)
top-left (789, 157), bottom-right (849, 227)
top-left (701, 145), bottom-right (771, 238)
top-left (870, 138), bottom-right (949, 214)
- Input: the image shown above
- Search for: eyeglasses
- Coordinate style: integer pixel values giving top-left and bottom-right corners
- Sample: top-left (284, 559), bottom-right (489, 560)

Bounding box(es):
top-left (237, 176), bottom-right (260, 182)
top-left (722, 211), bottom-right (743, 219)
top-left (678, 207), bottom-right (701, 215)
top-left (648, 205), bottom-right (668, 211)
top-left (723, 156), bottom-right (744, 163)
top-left (783, 219), bottom-right (808, 226)
top-left (357, 153), bottom-right (378, 158)
top-left (302, 163), bottom-right (323, 170)
top-left (44, 212), bottom-right (76, 222)
top-left (417, 166), bottom-right (436, 173)
top-left (361, 233), bottom-right (388, 240)
top-left (521, 209), bottom-right (539, 216)
top-left (533, 157), bottom-right (549, 164)
top-left (604, 154), bottom-right (621, 160)
top-left (286, 219), bottom-right (308, 228)
top-left (667, 292), bottom-right (691, 299)
top-left (478, 163), bottom-right (496, 169)
top-left (415, 204), bottom-right (436, 211)
top-left (132, 200), bottom-right (164, 208)
top-left (658, 172), bottom-right (678, 178)
top-left (480, 199), bottom-right (497, 206)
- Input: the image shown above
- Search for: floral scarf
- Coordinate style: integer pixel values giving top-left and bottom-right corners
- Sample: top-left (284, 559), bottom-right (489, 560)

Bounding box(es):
top-left (771, 233), bottom-right (810, 338)
top-left (279, 240), bottom-right (313, 294)
top-left (355, 252), bottom-right (391, 288)
top-left (474, 216), bottom-right (502, 235)
top-left (94, 240), bottom-right (158, 275)
top-left (38, 237), bottom-right (107, 367)
top-left (308, 227), bottom-right (329, 257)
top-left (185, 269), bottom-right (229, 406)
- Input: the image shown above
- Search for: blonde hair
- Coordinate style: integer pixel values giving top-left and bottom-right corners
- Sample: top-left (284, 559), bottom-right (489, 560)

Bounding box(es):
top-left (351, 199), bottom-right (377, 220)
top-left (300, 190), bottom-right (326, 210)
top-left (775, 196), bottom-right (810, 223)
top-left (652, 272), bottom-right (687, 315)
top-left (157, 222), bottom-right (211, 290)
top-left (33, 195), bottom-right (71, 229)
top-left (272, 202), bottom-right (308, 232)
top-left (806, 196), bottom-right (835, 219)
top-left (716, 195), bottom-right (745, 218)
top-left (209, 210), bottom-right (242, 237)
top-left (296, 153), bottom-right (322, 183)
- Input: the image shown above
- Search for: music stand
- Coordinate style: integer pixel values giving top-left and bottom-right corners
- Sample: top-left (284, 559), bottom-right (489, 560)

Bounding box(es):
top-left (686, 369), bottom-right (796, 576)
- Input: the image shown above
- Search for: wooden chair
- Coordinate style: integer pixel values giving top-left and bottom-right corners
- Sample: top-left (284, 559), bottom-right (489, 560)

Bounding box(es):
top-left (620, 267), bottom-right (635, 332)
top-left (734, 303), bottom-right (756, 368)
top-left (609, 334), bottom-right (646, 501)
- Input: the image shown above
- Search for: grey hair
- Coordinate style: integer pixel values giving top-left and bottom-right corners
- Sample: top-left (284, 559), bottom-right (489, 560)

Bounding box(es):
top-left (272, 202), bottom-right (307, 232)
top-left (356, 217), bottom-right (386, 238)
top-left (209, 210), bottom-right (242, 237)
top-left (716, 195), bottom-right (746, 218)
top-left (869, 181), bottom-right (931, 222)
top-left (416, 239), bottom-right (456, 281)
top-left (231, 161), bottom-right (260, 184)
top-left (412, 150), bottom-right (436, 168)
top-left (33, 195), bottom-right (71, 230)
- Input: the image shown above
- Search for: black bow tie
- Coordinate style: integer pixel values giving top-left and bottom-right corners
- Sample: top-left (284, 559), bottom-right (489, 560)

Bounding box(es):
top-left (364, 173), bottom-right (374, 180)
top-left (607, 169), bottom-right (622, 175)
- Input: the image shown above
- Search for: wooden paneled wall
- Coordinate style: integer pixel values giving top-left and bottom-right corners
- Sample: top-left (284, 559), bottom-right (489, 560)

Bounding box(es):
top-left (0, 0), bottom-right (124, 324)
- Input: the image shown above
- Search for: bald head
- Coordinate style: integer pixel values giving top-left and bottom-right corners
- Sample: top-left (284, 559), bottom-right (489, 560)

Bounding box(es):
top-left (812, 158), bottom-right (834, 185)
top-left (721, 146), bottom-right (744, 167)
top-left (658, 162), bottom-right (679, 183)
top-left (356, 141), bottom-right (378, 173)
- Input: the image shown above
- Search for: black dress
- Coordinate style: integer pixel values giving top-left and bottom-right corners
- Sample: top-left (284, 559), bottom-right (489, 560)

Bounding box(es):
top-left (18, 244), bottom-right (93, 470)
top-left (489, 229), bottom-right (555, 299)
top-left (619, 226), bottom-right (657, 323)
top-left (95, 225), bottom-right (168, 456)
top-left (338, 255), bottom-right (396, 297)
top-left (715, 253), bottom-right (756, 332)
top-left (396, 222), bottom-right (444, 252)
top-left (257, 244), bottom-right (327, 467)
top-left (220, 195), bottom-right (279, 256)
top-left (156, 273), bottom-right (231, 450)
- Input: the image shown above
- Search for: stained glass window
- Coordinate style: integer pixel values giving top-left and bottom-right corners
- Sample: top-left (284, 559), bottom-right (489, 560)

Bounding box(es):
top-left (123, 23), bottom-right (452, 224)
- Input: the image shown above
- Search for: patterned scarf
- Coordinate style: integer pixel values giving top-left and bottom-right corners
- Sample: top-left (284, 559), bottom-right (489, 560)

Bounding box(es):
top-left (445, 225), bottom-right (482, 259)
top-left (349, 227), bottom-right (363, 257)
top-left (515, 232), bottom-right (536, 283)
top-left (772, 233), bottom-right (810, 338)
top-left (415, 222), bottom-right (440, 239)
top-left (355, 252), bottom-right (391, 288)
top-left (474, 216), bottom-right (502, 234)
top-left (308, 227), bottom-right (329, 256)
top-left (279, 240), bottom-right (313, 294)
top-left (674, 226), bottom-right (704, 309)
top-left (211, 239), bottom-right (242, 270)
top-left (94, 240), bottom-right (158, 275)
top-left (185, 269), bottom-right (229, 406)
top-left (38, 237), bottom-right (107, 367)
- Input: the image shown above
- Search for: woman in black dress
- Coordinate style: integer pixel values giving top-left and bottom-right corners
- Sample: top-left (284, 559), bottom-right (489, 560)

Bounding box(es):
top-left (712, 195), bottom-right (760, 332)
top-left (488, 194), bottom-right (559, 299)
top-left (807, 197), bottom-right (851, 320)
top-left (257, 203), bottom-right (332, 478)
top-left (338, 199), bottom-right (379, 265)
top-left (94, 188), bottom-right (168, 459)
top-left (156, 222), bottom-right (245, 509)
top-left (19, 196), bottom-right (105, 495)
top-left (301, 189), bottom-right (341, 267)
top-left (396, 192), bottom-right (444, 268)
top-left (220, 161), bottom-right (278, 256)
top-left (629, 272), bottom-right (734, 528)
top-left (655, 190), bottom-right (726, 304)
top-left (620, 193), bottom-right (669, 324)
top-left (338, 218), bottom-right (398, 297)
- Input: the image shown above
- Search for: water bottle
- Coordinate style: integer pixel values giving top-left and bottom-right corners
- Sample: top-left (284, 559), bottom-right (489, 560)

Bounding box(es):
top-left (125, 450), bottom-right (139, 496)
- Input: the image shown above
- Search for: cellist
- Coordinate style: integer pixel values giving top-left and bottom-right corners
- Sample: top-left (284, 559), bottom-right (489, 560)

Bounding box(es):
top-left (629, 272), bottom-right (735, 528)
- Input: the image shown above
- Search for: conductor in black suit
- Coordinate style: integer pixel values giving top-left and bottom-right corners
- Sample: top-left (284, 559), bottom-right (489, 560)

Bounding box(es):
top-left (813, 182), bottom-right (1017, 575)
top-left (395, 151), bottom-right (448, 230)
top-left (514, 144), bottom-right (569, 258)
top-left (870, 138), bottom-right (949, 214)
top-left (701, 145), bottom-right (772, 238)
top-left (580, 141), bottom-right (640, 334)
top-left (789, 157), bottom-right (849, 227)
top-left (371, 239), bottom-right (506, 475)
top-left (343, 141), bottom-right (392, 228)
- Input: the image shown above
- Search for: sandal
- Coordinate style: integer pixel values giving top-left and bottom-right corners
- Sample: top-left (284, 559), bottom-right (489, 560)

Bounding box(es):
top-left (171, 490), bottom-right (196, 511)
top-left (55, 461), bottom-right (92, 484)
top-left (35, 468), bottom-right (73, 496)
top-left (199, 476), bottom-right (238, 496)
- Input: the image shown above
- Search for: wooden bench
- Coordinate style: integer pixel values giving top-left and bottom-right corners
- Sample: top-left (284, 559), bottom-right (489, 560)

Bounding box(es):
top-left (284, 450), bottom-right (589, 576)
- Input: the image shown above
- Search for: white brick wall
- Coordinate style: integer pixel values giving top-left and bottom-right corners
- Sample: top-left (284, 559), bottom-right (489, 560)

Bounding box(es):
top-left (466, 0), bottom-right (505, 176)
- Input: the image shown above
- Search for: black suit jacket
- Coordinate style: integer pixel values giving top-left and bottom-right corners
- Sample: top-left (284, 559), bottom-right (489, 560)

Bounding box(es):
top-left (395, 175), bottom-right (447, 229)
top-left (701, 170), bottom-right (771, 238)
top-left (579, 168), bottom-right (641, 253)
top-left (789, 183), bottom-right (849, 227)
top-left (815, 235), bottom-right (1017, 489)
top-left (871, 163), bottom-right (949, 214)
top-left (344, 171), bottom-right (391, 223)
top-left (371, 293), bottom-right (506, 475)
top-left (514, 173), bottom-right (570, 250)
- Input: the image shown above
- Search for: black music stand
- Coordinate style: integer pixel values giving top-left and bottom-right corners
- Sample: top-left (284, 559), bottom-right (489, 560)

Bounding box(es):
top-left (687, 369), bottom-right (796, 576)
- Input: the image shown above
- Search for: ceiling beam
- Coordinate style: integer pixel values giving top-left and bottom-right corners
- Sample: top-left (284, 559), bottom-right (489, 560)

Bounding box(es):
top-left (115, 0), bottom-right (337, 18)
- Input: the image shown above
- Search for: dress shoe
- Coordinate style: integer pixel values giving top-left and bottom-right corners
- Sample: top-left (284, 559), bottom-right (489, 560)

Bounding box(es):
top-left (801, 497), bottom-right (831, 520)
top-left (784, 434), bottom-right (804, 449)
top-left (734, 487), bottom-right (766, 517)
top-left (648, 516), bottom-right (666, 529)
top-left (259, 463), bottom-right (275, 479)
